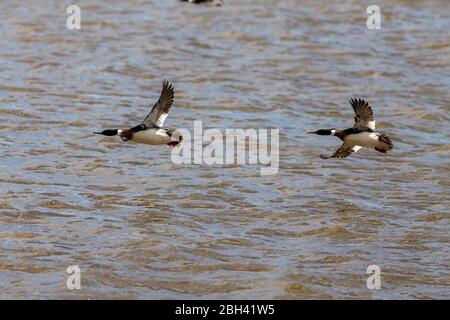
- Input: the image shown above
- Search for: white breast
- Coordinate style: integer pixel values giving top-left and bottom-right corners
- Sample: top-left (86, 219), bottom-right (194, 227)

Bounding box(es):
top-left (345, 132), bottom-right (379, 148)
top-left (132, 129), bottom-right (171, 145)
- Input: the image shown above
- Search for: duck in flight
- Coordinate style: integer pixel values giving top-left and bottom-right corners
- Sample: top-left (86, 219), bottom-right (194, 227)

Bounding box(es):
top-left (308, 98), bottom-right (393, 159)
top-left (94, 79), bottom-right (183, 148)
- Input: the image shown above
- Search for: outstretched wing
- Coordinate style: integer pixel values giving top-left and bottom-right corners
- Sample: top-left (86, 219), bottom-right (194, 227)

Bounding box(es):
top-left (320, 143), bottom-right (362, 159)
top-left (142, 79), bottom-right (174, 128)
top-left (349, 98), bottom-right (375, 130)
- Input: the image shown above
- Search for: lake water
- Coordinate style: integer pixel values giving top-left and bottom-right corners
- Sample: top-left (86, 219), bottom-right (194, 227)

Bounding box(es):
top-left (0, 0), bottom-right (449, 299)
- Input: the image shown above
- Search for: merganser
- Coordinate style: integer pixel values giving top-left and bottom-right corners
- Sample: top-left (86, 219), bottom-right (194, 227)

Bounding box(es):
top-left (94, 79), bottom-right (183, 148)
top-left (308, 98), bottom-right (393, 159)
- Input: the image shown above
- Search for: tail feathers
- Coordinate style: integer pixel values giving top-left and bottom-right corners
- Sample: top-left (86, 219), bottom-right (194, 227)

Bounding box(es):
top-left (375, 133), bottom-right (393, 153)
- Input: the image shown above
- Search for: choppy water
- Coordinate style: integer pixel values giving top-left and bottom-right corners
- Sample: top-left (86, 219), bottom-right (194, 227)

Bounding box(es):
top-left (0, 0), bottom-right (449, 299)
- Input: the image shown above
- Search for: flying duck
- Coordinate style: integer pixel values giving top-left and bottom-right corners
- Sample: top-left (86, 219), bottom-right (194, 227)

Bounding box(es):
top-left (94, 79), bottom-right (183, 148)
top-left (308, 98), bottom-right (393, 159)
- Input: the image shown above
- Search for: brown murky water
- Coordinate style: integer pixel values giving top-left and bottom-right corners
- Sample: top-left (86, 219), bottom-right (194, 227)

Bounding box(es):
top-left (0, 0), bottom-right (449, 299)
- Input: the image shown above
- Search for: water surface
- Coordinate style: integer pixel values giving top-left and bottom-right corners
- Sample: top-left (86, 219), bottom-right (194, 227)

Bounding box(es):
top-left (0, 0), bottom-right (449, 299)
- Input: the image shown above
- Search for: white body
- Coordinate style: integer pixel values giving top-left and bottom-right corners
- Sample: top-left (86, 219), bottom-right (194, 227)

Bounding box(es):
top-left (132, 129), bottom-right (171, 145)
top-left (344, 132), bottom-right (380, 148)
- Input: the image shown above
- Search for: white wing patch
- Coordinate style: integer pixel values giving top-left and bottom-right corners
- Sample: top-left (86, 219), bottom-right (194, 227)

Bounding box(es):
top-left (153, 112), bottom-right (168, 128)
top-left (352, 145), bottom-right (362, 153)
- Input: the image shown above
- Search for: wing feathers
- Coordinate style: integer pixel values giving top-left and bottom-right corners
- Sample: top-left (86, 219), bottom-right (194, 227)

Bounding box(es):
top-left (349, 98), bottom-right (375, 130)
top-left (320, 144), bottom-right (362, 159)
top-left (142, 79), bottom-right (175, 128)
